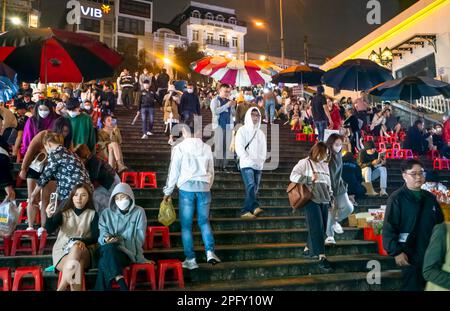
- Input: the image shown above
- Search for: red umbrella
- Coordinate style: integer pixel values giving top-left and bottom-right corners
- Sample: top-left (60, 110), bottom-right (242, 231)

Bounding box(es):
top-left (0, 27), bottom-right (123, 83)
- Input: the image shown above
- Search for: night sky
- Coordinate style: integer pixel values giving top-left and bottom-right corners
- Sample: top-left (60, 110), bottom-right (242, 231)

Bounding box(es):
top-left (40, 0), bottom-right (418, 64)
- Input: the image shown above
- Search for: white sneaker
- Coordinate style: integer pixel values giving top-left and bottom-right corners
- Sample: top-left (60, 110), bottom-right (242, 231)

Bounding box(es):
top-left (380, 190), bottom-right (388, 197)
top-left (332, 222), bottom-right (344, 235)
top-left (206, 251), bottom-right (221, 265)
top-left (147, 132), bottom-right (153, 136)
top-left (182, 258), bottom-right (199, 270)
top-left (37, 227), bottom-right (46, 238)
top-left (325, 237), bottom-right (336, 245)
top-left (141, 134), bottom-right (148, 139)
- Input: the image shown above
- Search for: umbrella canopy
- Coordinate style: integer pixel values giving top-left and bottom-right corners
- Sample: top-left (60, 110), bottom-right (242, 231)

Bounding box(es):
top-left (252, 60), bottom-right (283, 76)
top-left (209, 60), bottom-right (272, 87)
top-left (323, 59), bottom-right (393, 91)
top-left (0, 27), bottom-right (123, 83)
top-left (0, 75), bottom-right (19, 103)
top-left (0, 62), bottom-right (16, 80)
top-left (272, 64), bottom-right (324, 85)
top-left (190, 56), bottom-right (231, 76)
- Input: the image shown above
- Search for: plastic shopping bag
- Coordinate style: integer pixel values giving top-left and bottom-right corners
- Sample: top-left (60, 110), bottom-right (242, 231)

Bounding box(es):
top-left (158, 198), bottom-right (176, 227)
top-left (0, 199), bottom-right (19, 237)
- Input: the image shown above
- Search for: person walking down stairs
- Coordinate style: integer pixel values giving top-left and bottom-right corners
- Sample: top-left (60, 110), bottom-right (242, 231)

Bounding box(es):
top-left (138, 80), bottom-right (157, 139)
top-left (235, 108), bottom-right (267, 220)
top-left (163, 119), bottom-right (220, 270)
top-left (290, 142), bottom-right (334, 273)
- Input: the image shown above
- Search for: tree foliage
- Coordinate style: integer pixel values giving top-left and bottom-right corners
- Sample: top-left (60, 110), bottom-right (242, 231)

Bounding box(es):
top-left (173, 43), bottom-right (207, 82)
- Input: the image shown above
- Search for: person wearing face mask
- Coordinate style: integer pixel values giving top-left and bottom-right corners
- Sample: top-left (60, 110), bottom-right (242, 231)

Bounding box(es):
top-left (324, 134), bottom-right (354, 245)
top-left (180, 82), bottom-right (201, 123)
top-left (66, 98), bottom-right (96, 152)
top-left (20, 118), bottom-right (73, 235)
top-left (358, 140), bottom-right (388, 197)
top-left (45, 183), bottom-right (99, 291)
top-left (431, 125), bottom-right (444, 151)
top-left (290, 142), bottom-right (334, 273)
top-left (235, 108), bottom-right (267, 219)
top-left (138, 80), bottom-right (157, 139)
top-left (163, 85), bottom-right (181, 146)
top-left (29, 132), bottom-right (92, 230)
top-left (81, 100), bottom-right (99, 128)
top-left (95, 182), bottom-right (148, 291)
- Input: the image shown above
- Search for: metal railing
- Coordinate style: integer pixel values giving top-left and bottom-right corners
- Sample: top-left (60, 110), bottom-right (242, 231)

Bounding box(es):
top-left (416, 96), bottom-right (450, 114)
top-left (204, 39), bottom-right (230, 48)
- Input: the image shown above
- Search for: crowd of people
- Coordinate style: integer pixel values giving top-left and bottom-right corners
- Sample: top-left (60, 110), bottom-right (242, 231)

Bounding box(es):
top-left (1, 67), bottom-right (450, 292)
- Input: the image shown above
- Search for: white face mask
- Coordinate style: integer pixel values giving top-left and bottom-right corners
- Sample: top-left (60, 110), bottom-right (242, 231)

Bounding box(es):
top-left (244, 95), bottom-right (254, 102)
top-left (68, 111), bottom-right (80, 118)
top-left (187, 89), bottom-right (194, 94)
top-left (116, 198), bottom-right (131, 211)
top-left (333, 145), bottom-right (343, 153)
top-left (84, 105), bottom-right (92, 111)
top-left (38, 110), bottom-right (50, 119)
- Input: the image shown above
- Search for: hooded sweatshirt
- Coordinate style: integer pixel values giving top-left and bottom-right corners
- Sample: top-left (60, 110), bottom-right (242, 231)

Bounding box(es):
top-left (98, 183), bottom-right (147, 263)
top-left (163, 137), bottom-right (214, 196)
top-left (235, 107), bottom-right (267, 171)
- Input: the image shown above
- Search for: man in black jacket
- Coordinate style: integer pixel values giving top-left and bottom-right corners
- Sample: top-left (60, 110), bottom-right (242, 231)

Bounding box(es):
top-left (156, 69), bottom-right (170, 105)
top-left (180, 83), bottom-right (201, 122)
top-left (382, 159), bottom-right (444, 291)
top-left (119, 69), bottom-right (134, 109)
top-left (139, 80), bottom-right (157, 139)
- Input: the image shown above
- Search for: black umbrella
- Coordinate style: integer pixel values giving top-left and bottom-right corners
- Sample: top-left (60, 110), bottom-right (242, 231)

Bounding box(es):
top-left (0, 27), bottom-right (123, 83)
top-left (272, 65), bottom-right (324, 86)
top-left (323, 59), bottom-right (393, 91)
top-left (369, 76), bottom-right (450, 125)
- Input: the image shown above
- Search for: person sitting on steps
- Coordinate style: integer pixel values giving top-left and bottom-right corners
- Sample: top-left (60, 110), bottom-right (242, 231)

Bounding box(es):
top-left (357, 140), bottom-right (388, 197)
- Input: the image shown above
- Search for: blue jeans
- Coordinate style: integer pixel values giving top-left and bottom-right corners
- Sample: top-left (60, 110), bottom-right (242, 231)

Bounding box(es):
top-left (240, 168), bottom-right (262, 214)
top-left (140, 107), bottom-right (154, 135)
top-left (265, 102), bottom-right (276, 124)
top-left (179, 190), bottom-right (215, 260)
top-left (314, 120), bottom-right (328, 141)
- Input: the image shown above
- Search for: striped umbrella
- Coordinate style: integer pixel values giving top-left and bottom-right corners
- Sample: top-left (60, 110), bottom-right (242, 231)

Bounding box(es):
top-left (190, 56), bottom-right (231, 76)
top-left (209, 59), bottom-right (272, 87)
top-left (252, 60), bottom-right (283, 76)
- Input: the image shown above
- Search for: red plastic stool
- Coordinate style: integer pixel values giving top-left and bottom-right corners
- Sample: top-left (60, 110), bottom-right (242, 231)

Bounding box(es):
top-left (0, 267), bottom-right (11, 291)
top-left (129, 263), bottom-right (157, 291)
top-left (429, 149), bottom-right (441, 160)
top-left (392, 143), bottom-right (401, 150)
top-left (403, 149), bottom-right (414, 159)
top-left (364, 135), bottom-right (374, 142)
top-left (308, 134), bottom-right (316, 142)
top-left (121, 172), bottom-right (140, 188)
top-left (146, 226), bottom-right (171, 250)
top-left (11, 230), bottom-right (38, 256)
top-left (12, 266), bottom-right (43, 291)
top-left (433, 158), bottom-right (450, 170)
top-left (139, 172), bottom-right (157, 189)
top-left (388, 136), bottom-right (397, 144)
top-left (385, 149), bottom-right (394, 159)
top-left (57, 270), bottom-right (86, 291)
top-left (38, 230), bottom-right (47, 255)
top-left (157, 259), bottom-right (184, 290)
top-left (378, 142), bottom-right (387, 152)
top-left (296, 133), bottom-right (307, 141)
top-left (0, 236), bottom-right (11, 256)
top-left (392, 149), bottom-right (403, 159)
top-left (111, 267), bottom-right (130, 289)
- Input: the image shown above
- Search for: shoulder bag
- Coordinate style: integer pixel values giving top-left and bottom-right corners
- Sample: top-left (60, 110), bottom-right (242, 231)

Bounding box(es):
top-left (287, 160), bottom-right (315, 210)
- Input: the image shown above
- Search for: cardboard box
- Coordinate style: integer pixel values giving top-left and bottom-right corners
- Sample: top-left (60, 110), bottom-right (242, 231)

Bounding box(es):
top-left (348, 214), bottom-right (357, 227)
top-left (357, 218), bottom-right (369, 228)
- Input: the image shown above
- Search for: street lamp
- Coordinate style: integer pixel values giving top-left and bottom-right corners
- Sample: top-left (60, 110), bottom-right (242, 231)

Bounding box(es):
top-left (259, 55), bottom-right (267, 61)
top-left (10, 16), bottom-right (22, 26)
top-left (253, 20), bottom-right (270, 58)
top-left (369, 47), bottom-right (393, 67)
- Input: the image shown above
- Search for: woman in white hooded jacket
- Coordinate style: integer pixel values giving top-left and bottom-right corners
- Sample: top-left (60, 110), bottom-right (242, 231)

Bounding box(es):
top-left (235, 107), bottom-right (267, 219)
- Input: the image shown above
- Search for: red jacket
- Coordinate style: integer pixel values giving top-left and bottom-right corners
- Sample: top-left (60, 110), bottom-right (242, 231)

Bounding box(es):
top-left (443, 119), bottom-right (450, 144)
top-left (330, 105), bottom-right (342, 130)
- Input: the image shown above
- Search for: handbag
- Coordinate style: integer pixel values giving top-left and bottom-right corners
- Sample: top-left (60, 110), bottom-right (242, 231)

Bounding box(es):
top-left (29, 152), bottom-right (47, 173)
top-left (287, 160), bottom-right (315, 210)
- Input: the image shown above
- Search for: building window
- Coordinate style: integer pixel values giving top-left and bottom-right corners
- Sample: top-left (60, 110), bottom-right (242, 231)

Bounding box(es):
top-left (79, 18), bottom-right (101, 33)
top-left (118, 16), bottom-right (145, 36)
top-left (205, 12), bottom-right (214, 20)
top-left (395, 54), bottom-right (437, 79)
top-left (119, 0), bottom-right (152, 19)
top-left (207, 33), bottom-right (213, 42)
top-left (219, 35), bottom-right (226, 46)
top-left (191, 10), bottom-right (201, 18)
top-left (192, 30), bottom-right (199, 42)
top-left (216, 15), bottom-right (225, 22)
top-left (117, 36), bottom-right (138, 55)
top-left (228, 17), bottom-right (237, 25)
top-left (232, 37), bottom-right (238, 47)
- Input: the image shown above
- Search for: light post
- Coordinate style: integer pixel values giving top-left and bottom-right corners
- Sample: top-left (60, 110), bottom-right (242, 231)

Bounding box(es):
top-left (280, 0), bottom-right (285, 67)
top-left (254, 20), bottom-right (270, 59)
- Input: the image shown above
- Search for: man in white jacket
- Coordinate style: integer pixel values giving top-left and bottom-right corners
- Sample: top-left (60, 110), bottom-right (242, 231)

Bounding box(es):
top-left (163, 120), bottom-right (221, 270)
top-left (235, 107), bottom-right (267, 219)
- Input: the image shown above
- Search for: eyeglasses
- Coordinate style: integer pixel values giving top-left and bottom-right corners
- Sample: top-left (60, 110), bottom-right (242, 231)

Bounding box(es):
top-left (405, 171), bottom-right (426, 178)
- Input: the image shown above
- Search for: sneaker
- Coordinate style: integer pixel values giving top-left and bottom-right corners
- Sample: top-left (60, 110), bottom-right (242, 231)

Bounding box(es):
top-left (141, 134), bottom-right (148, 139)
top-left (147, 132), bottom-right (153, 136)
top-left (332, 223), bottom-right (344, 235)
top-left (318, 257), bottom-right (334, 273)
top-left (182, 258), bottom-right (199, 270)
top-left (37, 227), bottom-right (46, 238)
top-left (241, 212), bottom-right (257, 220)
top-left (380, 190), bottom-right (388, 197)
top-left (302, 249), bottom-right (319, 260)
top-left (325, 236), bottom-right (336, 245)
top-left (206, 251), bottom-right (221, 265)
top-left (253, 208), bottom-right (264, 217)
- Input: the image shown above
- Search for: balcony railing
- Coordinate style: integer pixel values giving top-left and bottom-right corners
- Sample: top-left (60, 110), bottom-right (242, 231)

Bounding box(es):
top-left (204, 39), bottom-right (229, 48)
top-left (416, 96), bottom-right (450, 114)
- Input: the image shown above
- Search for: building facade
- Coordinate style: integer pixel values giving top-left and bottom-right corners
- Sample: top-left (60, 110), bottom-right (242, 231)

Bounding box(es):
top-left (320, 0), bottom-right (450, 113)
top-left (0, 0), bottom-right (40, 31)
top-left (245, 52), bottom-right (302, 69)
top-left (65, 0), bottom-right (153, 57)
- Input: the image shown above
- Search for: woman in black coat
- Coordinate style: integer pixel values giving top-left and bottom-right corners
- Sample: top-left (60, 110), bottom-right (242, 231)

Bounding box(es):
top-left (404, 120), bottom-right (427, 155)
top-left (342, 152), bottom-right (366, 204)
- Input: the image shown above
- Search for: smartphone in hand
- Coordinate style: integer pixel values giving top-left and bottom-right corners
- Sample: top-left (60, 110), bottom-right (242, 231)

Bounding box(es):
top-left (49, 192), bottom-right (58, 213)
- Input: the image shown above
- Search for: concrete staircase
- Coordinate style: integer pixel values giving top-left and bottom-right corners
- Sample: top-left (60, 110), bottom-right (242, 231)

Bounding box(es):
top-left (5, 105), bottom-right (448, 291)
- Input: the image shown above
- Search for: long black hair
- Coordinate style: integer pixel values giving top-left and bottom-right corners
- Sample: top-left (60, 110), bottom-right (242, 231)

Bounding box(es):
top-left (32, 99), bottom-right (56, 131)
top-left (52, 117), bottom-right (73, 149)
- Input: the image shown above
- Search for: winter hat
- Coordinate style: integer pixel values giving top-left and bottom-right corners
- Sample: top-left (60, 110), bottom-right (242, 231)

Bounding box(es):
top-left (66, 98), bottom-right (80, 111)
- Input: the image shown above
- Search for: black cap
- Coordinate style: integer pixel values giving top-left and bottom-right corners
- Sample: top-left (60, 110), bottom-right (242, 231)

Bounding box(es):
top-left (66, 98), bottom-right (80, 111)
